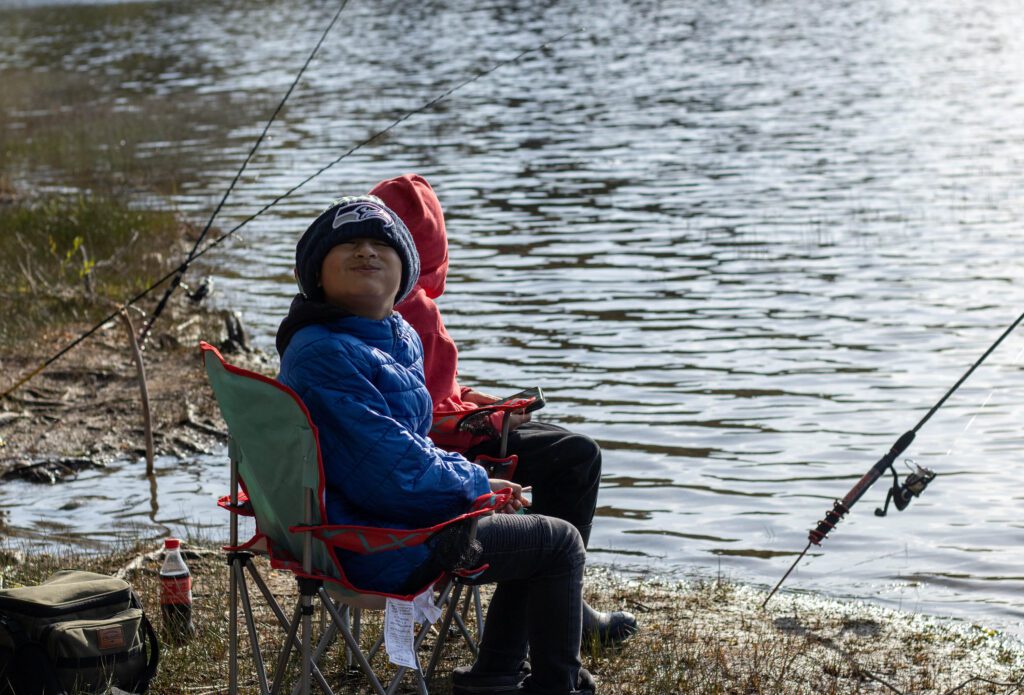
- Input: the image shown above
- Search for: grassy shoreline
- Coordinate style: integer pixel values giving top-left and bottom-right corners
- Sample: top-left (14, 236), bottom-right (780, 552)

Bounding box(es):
top-left (0, 190), bottom-right (186, 346)
top-left (1, 541), bottom-right (1021, 694)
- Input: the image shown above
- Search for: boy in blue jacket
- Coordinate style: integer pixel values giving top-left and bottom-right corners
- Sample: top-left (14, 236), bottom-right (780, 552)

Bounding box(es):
top-left (277, 195), bottom-right (596, 695)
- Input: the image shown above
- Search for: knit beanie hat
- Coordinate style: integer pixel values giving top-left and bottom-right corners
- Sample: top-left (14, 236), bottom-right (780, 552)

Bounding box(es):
top-left (294, 195), bottom-right (420, 304)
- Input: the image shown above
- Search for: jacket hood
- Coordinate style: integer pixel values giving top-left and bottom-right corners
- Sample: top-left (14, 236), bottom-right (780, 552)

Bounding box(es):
top-left (370, 174), bottom-right (449, 299)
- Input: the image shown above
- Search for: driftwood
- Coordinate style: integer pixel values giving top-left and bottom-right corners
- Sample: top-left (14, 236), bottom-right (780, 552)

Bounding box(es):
top-left (0, 411), bottom-right (30, 425)
top-left (183, 402), bottom-right (226, 439)
top-left (1, 457), bottom-right (101, 483)
top-left (114, 545), bottom-right (163, 580)
top-left (0, 300), bottom-right (263, 471)
top-left (119, 308), bottom-right (154, 475)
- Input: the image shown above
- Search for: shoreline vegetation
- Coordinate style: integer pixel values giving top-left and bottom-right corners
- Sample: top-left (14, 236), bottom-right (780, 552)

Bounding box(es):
top-left (0, 541), bottom-right (1021, 694)
top-left (0, 187), bottom-right (270, 482)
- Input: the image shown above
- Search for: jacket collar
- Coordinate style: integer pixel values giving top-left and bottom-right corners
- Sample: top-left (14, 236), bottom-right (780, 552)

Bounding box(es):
top-left (276, 294), bottom-right (401, 356)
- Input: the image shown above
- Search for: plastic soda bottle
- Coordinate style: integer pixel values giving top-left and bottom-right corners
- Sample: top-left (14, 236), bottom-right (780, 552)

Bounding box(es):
top-left (159, 538), bottom-right (195, 642)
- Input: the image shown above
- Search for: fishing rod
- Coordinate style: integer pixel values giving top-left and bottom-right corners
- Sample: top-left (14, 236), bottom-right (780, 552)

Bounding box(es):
top-left (0, 28), bottom-right (583, 402)
top-left (137, 0), bottom-right (352, 345)
top-left (761, 308), bottom-right (1024, 608)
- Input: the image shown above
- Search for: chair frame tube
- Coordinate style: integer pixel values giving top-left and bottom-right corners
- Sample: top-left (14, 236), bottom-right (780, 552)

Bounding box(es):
top-left (229, 442), bottom-right (240, 694)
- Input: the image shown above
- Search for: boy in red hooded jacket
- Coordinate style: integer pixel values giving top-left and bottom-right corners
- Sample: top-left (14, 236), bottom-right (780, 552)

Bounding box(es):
top-left (370, 174), bottom-right (638, 647)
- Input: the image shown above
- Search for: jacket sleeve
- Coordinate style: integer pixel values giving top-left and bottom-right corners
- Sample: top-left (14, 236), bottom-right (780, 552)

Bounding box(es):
top-left (289, 338), bottom-right (491, 527)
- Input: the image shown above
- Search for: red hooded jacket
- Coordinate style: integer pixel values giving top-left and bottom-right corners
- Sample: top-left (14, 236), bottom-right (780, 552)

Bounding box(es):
top-left (370, 174), bottom-right (503, 452)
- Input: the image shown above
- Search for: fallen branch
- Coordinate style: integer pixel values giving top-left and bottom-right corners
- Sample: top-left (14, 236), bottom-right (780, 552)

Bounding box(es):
top-left (0, 411), bottom-right (31, 426)
top-left (114, 545), bottom-right (163, 580)
top-left (119, 308), bottom-right (154, 475)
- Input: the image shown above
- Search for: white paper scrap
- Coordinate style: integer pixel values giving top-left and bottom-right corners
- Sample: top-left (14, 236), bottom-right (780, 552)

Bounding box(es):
top-left (413, 586), bottom-right (442, 624)
top-left (384, 598), bottom-right (419, 670)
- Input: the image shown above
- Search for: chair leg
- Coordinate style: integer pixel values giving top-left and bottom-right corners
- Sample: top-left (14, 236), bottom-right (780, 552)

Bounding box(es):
top-left (424, 581), bottom-right (462, 682)
top-left (453, 584), bottom-right (483, 653)
top-left (338, 606), bottom-right (358, 670)
top-left (450, 608), bottom-right (479, 658)
top-left (274, 600), bottom-right (304, 695)
top-left (284, 579), bottom-right (334, 695)
top-left (318, 588), bottom-right (388, 695)
top-left (242, 566), bottom-right (333, 695)
top-left (282, 604), bottom-right (340, 695)
top-left (473, 586), bottom-right (484, 643)
top-left (460, 588), bottom-right (473, 623)
top-left (236, 562), bottom-right (272, 695)
top-left (309, 618), bottom-right (340, 675)
top-left (301, 591), bottom-right (313, 695)
top-left (228, 553), bottom-right (241, 695)
top-left (350, 607), bottom-right (360, 668)
top-left (383, 601), bottom-right (440, 695)
top-left (367, 630), bottom-right (385, 661)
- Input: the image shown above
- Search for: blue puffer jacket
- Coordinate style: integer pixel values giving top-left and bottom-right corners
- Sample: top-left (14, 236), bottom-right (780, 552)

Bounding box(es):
top-left (278, 312), bottom-right (491, 593)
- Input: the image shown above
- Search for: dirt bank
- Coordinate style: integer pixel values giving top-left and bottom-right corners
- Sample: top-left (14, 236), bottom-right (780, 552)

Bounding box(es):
top-left (0, 294), bottom-right (272, 482)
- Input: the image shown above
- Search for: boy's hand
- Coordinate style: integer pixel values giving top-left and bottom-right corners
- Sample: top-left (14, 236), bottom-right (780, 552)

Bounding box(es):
top-left (464, 388), bottom-right (498, 405)
top-left (507, 409), bottom-right (531, 431)
top-left (489, 479), bottom-right (531, 514)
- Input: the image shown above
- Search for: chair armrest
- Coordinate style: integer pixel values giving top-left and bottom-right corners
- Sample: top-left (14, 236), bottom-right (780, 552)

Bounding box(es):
top-left (217, 492), bottom-right (254, 516)
top-left (453, 399), bottom-right (538, 428)
top-left (309, 490), bottom-right (512, 555)
top-left (473, 454), bottom-right (518, 479)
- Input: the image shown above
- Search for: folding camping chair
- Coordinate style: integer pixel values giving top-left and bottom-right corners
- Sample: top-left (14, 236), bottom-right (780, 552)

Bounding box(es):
top-left (200, 342), bottom-right (511, 695)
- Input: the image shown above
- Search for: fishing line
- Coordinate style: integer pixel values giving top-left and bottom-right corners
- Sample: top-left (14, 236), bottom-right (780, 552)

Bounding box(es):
top-left (943, 392), bottom-right (992, 457)
top-left (137, 0), bottom-right (352, 344)
top-left (910, 312), bottom-right (1024, 435)
top-left (0, 27), bottom-right (583, 402)
top-left (941, 334), bottom-right (1024, 456)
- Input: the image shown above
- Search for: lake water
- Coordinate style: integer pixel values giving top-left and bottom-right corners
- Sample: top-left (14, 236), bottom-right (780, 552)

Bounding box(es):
top-left (2, 0), bottom-right (1024, 636)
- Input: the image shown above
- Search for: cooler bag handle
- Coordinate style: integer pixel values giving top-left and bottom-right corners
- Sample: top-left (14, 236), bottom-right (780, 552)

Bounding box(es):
top-left (133, 611), bottom-right (160, 693)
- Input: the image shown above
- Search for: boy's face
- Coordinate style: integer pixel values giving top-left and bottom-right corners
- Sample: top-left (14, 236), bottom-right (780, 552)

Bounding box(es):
top-left (319, 237), bottom-right (402, 319)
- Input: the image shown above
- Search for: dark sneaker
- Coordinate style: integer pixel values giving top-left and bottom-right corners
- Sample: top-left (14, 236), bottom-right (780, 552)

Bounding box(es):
top-left (582, 609), bottom-right (638, 649)
top-left (521, 667), bottom-right (597, 695)
top-left (575, 668), bottom-right (597, 695)
top-left (452, 665), bottom-right (526, 694)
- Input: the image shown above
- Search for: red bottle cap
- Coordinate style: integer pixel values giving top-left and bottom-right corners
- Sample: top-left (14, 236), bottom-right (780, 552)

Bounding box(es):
top-left (164, 538), bottom-right (181, 549)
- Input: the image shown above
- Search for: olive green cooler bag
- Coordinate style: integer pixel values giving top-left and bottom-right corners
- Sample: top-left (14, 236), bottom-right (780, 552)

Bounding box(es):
top-left (0, 570), bottom-right (159, 694)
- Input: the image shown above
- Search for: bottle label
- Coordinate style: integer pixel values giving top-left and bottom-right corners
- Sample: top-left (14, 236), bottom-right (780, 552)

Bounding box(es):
top-left (160, 575), bottom-right (192, 605)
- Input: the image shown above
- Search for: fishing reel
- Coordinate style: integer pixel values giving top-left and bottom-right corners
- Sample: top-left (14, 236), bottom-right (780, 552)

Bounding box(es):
top-left (874, 459), bottom-right (936, 517)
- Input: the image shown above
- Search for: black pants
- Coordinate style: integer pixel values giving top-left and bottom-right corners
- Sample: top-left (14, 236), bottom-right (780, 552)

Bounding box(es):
top-left (464, 422), bottom-right (602, 546)
top-left (400, 512), bottom-right (585, 693)
top-left (468, 513), bottom-right (585, 694)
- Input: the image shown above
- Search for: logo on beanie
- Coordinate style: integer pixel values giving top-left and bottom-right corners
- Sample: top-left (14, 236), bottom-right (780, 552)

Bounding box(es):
top-left (332, 202), bottom-right (394, 230)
